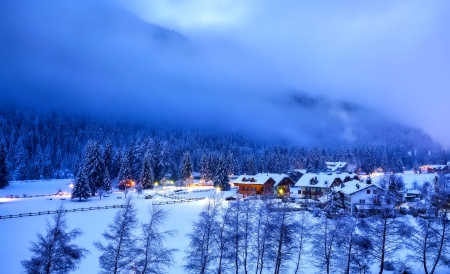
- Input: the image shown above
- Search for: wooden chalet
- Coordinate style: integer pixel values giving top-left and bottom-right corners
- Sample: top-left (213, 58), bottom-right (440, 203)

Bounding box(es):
top-left (231, 173), bottom-right (295, 197)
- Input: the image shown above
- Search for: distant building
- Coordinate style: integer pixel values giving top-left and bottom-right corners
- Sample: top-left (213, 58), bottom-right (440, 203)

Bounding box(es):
top-left (419, 165), bottom-right (448, 174)
top-left (326, 162), bottom-right (348, 172)
top-left (292, 172), bottom-right (359, 200)
top-left (231, 173), bottom-right (295, 197)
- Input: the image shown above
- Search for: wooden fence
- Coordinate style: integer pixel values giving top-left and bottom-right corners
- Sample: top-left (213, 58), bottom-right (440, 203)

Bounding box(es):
top-left (0, 196), bottom-right (206, 220)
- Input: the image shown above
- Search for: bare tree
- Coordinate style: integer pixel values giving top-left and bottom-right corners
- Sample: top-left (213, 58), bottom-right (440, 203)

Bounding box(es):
top-left (409, 183), bottom-right (450, 274)
top-left (184, 195), bottom-right (222, 274)
top-left (94, 197), bottom-right (138, 274)
top-left (266, 202), bottom-right (298, 274)
top-left (359, 194), bottom-right (412, 274)
top-left (309, 215), bottom-right (344, 274)
top-left (21, 205), bottom-right (88, 274)
top-left (135, 204), bottom-right (178, 274)
top-left (293, 211), bottom-right (311, 274)
top-left (252, 199), bottom-right (273, 274)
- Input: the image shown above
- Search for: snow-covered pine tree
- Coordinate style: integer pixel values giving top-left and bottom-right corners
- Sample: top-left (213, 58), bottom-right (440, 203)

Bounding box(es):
top-left (21, 205), bottom-right (88, 274)
top-left (0, 142), bottom-right (9, 189)
top-left (83, 141), bottom-right (104, 196)
top-left (180, 151), bottom-right (193, 182)
top-left (380, 149), bottom-right (388, 172)
top-left (214, 153), bottom-right (230, 191)
top-left (111, 149), bottom-right (122, 179)
top-left (103, 167), bottom-right (112, 193)
top-left (103, 139), bottom-right (112, 174)
top-left (94, 197), bottom-right (138, 274)
top-left (245, 155), bottom-right (256, 175)
top-left (133, 140), bottom-right (146, 180)
top-left (226, 152), bottom-right (235, 176)
top-left (200, 153), bottom-right (209, 181)
top-left (140, 155), bottom-right (154, 189)
top-left (72, 169), bottom-right (90, 201)
top-left (118, 144), bottom-right (133, 187)
top-left (155, 141), bottom-right (171, 182)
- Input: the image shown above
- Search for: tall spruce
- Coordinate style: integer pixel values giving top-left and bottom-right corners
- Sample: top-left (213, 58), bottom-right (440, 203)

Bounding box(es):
top-left (214, 153), bottom-right (230, 191)
top-left (140, 155), bottom-right (154, 189)
top-left (83, 141), bottom-right (104, 196)
top-left (118, 144), bottom-right (133, 184)
top-left (180, 151), bottom-right (193, 182)
top-left (71, 169), bottom-right (90, 201)
top-left (0, 142), bottom-right (9, 189)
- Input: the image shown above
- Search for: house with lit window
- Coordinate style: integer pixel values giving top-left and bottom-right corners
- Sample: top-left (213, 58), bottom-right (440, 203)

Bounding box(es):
top-left (419, 165), bottom-right (448, 174)
top-left (231, 173), bottom-right (295, 197)
top-left (292, 172), bottom-right (359, 200)
top-left (335, 180), bottom-right (383, 215)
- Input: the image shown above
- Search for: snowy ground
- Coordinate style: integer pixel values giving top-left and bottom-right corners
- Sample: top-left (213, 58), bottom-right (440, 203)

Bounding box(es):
top-left (0, 175), bottom-right (447, 274)
top-left (0, 179), bottom-right (221, 274)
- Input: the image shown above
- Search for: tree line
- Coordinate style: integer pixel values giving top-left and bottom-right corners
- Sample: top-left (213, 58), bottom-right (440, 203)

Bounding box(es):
top-left (0, 108), bottom-right (448, 189)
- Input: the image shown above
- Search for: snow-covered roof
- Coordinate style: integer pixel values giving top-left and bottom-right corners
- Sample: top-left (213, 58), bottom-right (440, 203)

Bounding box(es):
top-left (335, 180), bottom-right (381, 195)
top-left (406, 189), bottom-right (421, 195)
top-left (232, 173), bottom-right (291, 186)
top-left (326, 162), bottom-right (347, 171)
top-left (295, 172), bottom-right (358, 188)
top-left (294, 169), bottom-right (307, 174)
top-left (420, 165), bottom-right (448, 170)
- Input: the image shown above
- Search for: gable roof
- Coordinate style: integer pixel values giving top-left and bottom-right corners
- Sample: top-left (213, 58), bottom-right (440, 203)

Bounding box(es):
top-left (232, 173), bottom-right (291, 186)
top-left (295, 172), bottom-right (358, 188)
top-left (326, 162), bottom-right (348, 171)
top-left (335, 180), bottom-right (382, 195)
top-left (420, 165), bottom-right (448, 170)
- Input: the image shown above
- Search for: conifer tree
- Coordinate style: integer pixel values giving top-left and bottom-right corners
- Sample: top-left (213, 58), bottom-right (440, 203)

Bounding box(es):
top-left (103, 139), bottom-right (112, 173)
top-left (214, 154), bottom-right (230, 191)
top-left (103, 168), bottom-right (112, 192)
top-left (21, 205), bottom-right (88, 274)
top-left (181, 151), bottom-right (193, 182)
top-left (200, 154), bottom-right (210, 182)
top-left (118, 145), bottom-right (133, 185)
top-left (83, 141), bottom-right (104, 196)
top-left (72, 169), bottom-right (90, 201)
top-left (0, 142), bottom-right (9, 189)
top-left (226, 152), bottom-right (235, 175)
top-left (140, 155), bottom-right (154, 189)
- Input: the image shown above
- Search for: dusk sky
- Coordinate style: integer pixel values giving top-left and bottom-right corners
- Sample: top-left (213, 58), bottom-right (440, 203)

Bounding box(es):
top-left (1, 0), bottom-right (449, 147)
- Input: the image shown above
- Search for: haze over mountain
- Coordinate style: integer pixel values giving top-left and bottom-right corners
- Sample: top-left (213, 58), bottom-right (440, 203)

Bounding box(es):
top-left (0, 0), bottom-right (447, 148)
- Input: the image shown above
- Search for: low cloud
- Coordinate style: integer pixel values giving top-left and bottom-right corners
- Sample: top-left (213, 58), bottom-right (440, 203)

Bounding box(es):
top-left (1, 0), bottom-right (449, 147)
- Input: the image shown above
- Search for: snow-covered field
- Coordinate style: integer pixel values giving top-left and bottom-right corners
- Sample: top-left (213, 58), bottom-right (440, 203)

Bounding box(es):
top-left (0, 175), bottom-right (447, 274)
top-left (0, 179), bottom-right (221, 274)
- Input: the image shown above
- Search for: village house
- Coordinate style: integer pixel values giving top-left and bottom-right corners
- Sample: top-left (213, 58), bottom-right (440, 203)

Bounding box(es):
top-left (326, 162), bottom-right (348, 172)
top-left (334, 179), bottom-right (383, 215)
top-left (419, 165), bottom-right (449, 174)
top-left (292, 172), bottom-right (359, 200)
top-left (404, 189), bottom-right (421, 202)
top-left (231, 173), bottom-right (295, 197)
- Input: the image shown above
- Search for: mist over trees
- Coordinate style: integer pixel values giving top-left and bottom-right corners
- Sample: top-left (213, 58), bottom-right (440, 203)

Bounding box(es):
top-left (0, 108), bottom-right (447, 187)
